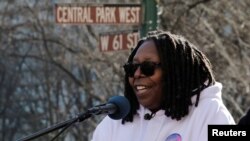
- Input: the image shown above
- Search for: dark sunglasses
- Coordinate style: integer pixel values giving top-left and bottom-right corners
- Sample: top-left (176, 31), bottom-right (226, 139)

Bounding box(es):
top-left (123, 61), bottom-right (161, 77)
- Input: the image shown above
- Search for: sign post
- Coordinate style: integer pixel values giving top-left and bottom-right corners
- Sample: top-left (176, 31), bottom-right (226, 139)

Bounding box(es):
top-left (140, 0), bottom-right (158, 37)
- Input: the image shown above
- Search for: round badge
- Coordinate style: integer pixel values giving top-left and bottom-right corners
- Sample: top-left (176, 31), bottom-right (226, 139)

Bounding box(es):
top-left (165, 133), bottom-right (182, 141)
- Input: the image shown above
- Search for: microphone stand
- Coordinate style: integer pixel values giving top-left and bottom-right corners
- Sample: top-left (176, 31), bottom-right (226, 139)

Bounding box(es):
top-left (17, 111), bottom-right (92, 141)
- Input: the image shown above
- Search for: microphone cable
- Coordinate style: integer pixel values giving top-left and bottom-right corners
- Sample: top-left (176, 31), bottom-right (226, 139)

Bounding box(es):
top-left (50, 112), bottom-right (92, 141)
top-left (50, 116), bottom-right (78, 141)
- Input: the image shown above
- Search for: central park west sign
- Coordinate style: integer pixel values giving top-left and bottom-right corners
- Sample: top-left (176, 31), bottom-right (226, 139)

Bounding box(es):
top-left (55, 3), bottom-right (142, 52)
top-left (55, 4), bottom-right (141, 24)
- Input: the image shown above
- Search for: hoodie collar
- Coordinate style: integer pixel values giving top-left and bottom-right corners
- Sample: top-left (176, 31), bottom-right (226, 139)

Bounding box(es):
top-left (137, 105), bottom-right (165, 118)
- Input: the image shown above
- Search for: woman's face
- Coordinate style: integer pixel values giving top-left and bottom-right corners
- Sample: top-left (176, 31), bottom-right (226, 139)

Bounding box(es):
top-left (129, 40), bottom-right (163, 111)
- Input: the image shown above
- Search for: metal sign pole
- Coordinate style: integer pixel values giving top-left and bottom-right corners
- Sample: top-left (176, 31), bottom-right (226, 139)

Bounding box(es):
top-left (140, 0), bottom-right (158, 37)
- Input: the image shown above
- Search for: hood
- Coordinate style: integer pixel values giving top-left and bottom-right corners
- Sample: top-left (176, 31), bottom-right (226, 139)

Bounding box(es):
top-left (191, 82), bottom-right (223, 104)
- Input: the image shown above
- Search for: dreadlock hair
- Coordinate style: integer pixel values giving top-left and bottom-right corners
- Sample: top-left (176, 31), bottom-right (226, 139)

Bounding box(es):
top-left (122, 30), bottom-right (215, 124)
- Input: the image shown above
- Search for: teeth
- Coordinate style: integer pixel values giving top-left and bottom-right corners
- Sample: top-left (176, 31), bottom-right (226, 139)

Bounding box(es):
top-left (136, 86), bottom-right (147, 90)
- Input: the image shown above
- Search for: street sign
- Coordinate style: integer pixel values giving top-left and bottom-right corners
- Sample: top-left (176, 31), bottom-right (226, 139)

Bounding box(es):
top-left (55, 4), bottom-right (141, 24)
top-left (99, 31), bottom-right (139, 52)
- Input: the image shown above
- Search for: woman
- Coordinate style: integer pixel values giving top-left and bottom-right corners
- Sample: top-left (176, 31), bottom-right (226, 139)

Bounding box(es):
top-left (91, 30), bottom-right (235, 141)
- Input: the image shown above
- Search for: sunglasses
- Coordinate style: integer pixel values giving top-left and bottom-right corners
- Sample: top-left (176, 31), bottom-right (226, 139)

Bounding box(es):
top-left (123, 61), bottom-right (161, 77)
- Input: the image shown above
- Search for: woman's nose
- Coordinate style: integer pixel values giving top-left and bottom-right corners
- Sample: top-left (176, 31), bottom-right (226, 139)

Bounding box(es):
top-left (133, 66), bottom-right (143, 78)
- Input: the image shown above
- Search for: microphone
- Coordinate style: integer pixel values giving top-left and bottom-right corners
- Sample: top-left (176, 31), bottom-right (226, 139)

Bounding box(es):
top-left (88, 96), bottom-right (130, 120)
top-left (144, 112), bottom-right (156, 120)
top-left (144, 113), bottom-right (152, 120)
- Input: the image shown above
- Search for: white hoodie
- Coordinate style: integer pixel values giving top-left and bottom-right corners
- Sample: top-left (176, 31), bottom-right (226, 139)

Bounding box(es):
top-left (91, 82), bottom-right (235, 141)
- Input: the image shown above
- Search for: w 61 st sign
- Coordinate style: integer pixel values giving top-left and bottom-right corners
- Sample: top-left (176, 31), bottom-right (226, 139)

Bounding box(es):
top-left (99, 32), bottom-right (139, 52)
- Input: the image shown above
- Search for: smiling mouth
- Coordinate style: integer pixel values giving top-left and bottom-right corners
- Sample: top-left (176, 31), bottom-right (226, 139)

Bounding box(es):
top-left (135, 85), bottom-right (150, 94)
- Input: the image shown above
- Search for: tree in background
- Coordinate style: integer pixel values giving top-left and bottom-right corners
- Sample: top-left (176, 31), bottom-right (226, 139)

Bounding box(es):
top-left (158, 0), bottom-right (250, 120)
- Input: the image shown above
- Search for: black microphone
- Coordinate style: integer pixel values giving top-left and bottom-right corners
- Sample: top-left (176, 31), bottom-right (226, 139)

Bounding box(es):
top-left (88, 96), bottom-right (130, 120)
top-left (144, 111), bottom-right (156, 120)
top-left (144, 113), bottom-right (152, 120)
